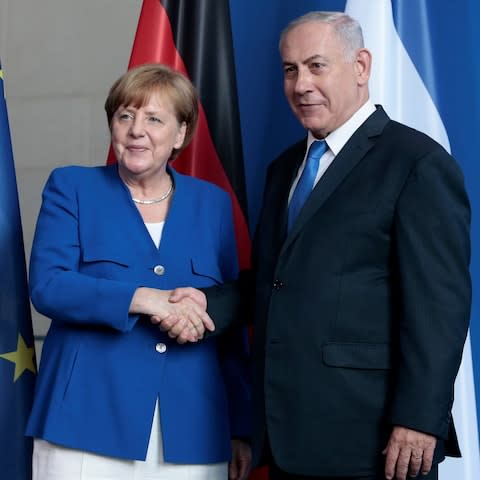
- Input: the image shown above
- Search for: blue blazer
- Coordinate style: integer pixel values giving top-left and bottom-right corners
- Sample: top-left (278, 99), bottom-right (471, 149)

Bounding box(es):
top-left (26, 164), bottom-right (250, 462)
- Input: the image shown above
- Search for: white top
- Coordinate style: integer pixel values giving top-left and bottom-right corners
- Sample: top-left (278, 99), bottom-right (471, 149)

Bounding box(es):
top-left (145, 221), bottom-right (165, 248)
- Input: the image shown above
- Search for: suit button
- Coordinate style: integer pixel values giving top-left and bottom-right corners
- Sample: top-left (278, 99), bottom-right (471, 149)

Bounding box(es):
top-left (153, 265), bottom-right (165, 276)
top-left (272, 279), bottom-right (284, 290)
top-left (155, 343), bottom-right (167, 353)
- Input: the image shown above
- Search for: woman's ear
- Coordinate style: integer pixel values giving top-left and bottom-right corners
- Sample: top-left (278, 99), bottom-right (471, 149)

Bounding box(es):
top-left (174, 121), bottom-right (187, 149)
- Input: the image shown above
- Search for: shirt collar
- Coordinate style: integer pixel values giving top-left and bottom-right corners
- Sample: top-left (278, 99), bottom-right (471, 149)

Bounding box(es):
top-left (307, 99), bottom-right (376, 156)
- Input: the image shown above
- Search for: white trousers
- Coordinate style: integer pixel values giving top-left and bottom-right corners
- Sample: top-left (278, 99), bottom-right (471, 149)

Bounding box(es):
top-left (33, 402), bottom-right (228, 480)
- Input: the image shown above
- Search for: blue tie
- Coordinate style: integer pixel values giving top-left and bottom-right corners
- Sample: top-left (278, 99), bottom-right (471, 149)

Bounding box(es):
top-left (288, 140), bottom-right (327, 231)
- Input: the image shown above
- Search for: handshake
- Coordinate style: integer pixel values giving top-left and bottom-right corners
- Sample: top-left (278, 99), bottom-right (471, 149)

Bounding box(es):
top-left (131, 286), bottom-right (214, 344)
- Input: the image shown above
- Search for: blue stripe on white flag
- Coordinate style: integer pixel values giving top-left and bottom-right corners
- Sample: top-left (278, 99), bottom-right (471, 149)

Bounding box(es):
top-left (344, 1), bottom-right (480, 479)
top-left (346, 0), bottom-right (449, 148)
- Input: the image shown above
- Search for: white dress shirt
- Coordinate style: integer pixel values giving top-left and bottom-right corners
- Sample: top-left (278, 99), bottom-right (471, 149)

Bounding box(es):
top-left (289, 100), bottom-right (377, 202)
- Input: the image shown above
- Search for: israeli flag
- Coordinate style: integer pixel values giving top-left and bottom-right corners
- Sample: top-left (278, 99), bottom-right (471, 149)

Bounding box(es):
top-left (344, 1), bottom-right (480, 478)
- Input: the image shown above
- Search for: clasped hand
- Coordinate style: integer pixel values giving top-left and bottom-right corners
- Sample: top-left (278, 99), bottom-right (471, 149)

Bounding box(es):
top-left (150, 287), bottom-right (212, 343)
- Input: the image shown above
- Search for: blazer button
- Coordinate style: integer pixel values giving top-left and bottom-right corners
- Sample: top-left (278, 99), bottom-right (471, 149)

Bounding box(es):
top-left (272, 279), bottom-right (284, 290)
top-left (155, 343), bottom-right (167, 353)
top-left (153, 265), bottom-right (165, 276)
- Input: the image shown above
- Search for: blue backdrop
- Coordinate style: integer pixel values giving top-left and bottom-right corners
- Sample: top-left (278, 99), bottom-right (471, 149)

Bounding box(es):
top-left (229, 0), bottom-right (480, 440)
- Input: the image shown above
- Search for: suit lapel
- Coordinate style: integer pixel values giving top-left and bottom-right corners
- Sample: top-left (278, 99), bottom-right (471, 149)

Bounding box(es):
top-left (262, 140), bottom-right (307, 252)
top-left (281, 106), bottom-right (390, 254)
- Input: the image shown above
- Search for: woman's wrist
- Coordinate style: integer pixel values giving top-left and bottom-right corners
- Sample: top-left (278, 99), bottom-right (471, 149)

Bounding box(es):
top-left (129, 287), bottom-right (172, 315)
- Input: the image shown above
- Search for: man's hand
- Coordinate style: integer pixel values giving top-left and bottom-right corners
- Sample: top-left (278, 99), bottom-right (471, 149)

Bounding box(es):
top-left (169, 286), bottom-right (207, 309)
top-left (229, 439), bottom-right (252, 480)
top-left (383, 426), bottom-right (437, 480)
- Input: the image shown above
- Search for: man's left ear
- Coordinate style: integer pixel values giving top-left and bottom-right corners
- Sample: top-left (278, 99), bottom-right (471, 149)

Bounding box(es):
top-left (355, 48), bottom-right (372, 85)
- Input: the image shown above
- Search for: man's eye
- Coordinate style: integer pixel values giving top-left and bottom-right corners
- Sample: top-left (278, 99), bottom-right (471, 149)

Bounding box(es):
top-left (283, 66), bottom-right (297, 77)
top-left (310, 62), bottom-right (326, 72)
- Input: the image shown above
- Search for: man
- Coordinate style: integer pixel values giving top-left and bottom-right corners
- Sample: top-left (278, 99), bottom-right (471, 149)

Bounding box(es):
top-left (166, 11), bottom-right (471, 480)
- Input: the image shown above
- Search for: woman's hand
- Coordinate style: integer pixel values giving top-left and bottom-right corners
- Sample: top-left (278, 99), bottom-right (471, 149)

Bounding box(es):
top-left (159, 287), bottom-right (214, 343)
top-left (152, 294), bottom-right (214, 343)
top-left (130, 287), bottom-right (214, 343)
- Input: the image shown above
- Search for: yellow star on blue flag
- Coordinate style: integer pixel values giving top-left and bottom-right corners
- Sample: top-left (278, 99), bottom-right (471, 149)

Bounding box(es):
top-left (0, 333), bottom-right (36, 382)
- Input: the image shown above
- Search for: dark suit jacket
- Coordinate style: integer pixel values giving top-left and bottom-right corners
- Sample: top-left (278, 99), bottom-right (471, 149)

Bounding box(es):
top-left (211, 106), bottom-right (471, 477)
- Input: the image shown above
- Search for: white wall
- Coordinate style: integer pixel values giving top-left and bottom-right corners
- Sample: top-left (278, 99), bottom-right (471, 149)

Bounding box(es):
top-left (0, 0), bottom-right (143, 359)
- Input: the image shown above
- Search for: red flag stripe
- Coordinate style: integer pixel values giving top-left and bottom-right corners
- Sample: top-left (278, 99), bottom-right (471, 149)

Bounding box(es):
top-left (128, 0), bottom-right (185, 73)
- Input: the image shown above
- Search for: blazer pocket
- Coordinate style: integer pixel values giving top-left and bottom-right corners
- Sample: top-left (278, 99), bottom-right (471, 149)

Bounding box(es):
top-left (323, 342), bottom-right (391, 370)
top-left (190, 257), bottom-right (223, 286)
top-left (82, 243), bottom-right (129, 267)
top-left (80, 243), bottom-right (131, 280)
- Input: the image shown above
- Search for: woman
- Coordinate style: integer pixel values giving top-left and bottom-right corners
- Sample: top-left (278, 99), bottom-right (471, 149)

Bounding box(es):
top-left (27, 64), bottom-right (251, 480)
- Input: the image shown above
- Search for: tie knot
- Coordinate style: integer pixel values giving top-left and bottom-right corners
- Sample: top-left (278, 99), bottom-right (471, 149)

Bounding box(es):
top-left (308, 140), bottom-right (327, 160)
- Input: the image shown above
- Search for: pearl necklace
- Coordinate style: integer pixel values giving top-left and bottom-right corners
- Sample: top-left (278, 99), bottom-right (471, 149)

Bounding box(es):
top-left (131, 181), bottom-right (174, 205)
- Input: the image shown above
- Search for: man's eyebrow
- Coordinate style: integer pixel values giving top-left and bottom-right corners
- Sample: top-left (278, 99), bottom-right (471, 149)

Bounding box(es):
top-left (302, 54), bottom-right (327, 64)
top-left (283, 54), bottom-right (328, 67)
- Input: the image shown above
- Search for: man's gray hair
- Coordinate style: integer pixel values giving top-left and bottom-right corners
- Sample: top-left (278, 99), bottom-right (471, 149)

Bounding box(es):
top-left (279, 11), bottom-right (364, 62)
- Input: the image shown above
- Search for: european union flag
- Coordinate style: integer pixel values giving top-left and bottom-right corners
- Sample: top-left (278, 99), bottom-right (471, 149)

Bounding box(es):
top-left (0, 62), bottom-right (36, 479)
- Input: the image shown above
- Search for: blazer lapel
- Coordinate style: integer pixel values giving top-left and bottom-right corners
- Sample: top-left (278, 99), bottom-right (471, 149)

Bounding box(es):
top-left (282, 106), bottom-right (390, 252)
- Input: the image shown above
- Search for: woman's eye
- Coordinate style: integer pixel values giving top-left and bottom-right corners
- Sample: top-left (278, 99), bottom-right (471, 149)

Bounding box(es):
top-left (148, 116), bottom-right (162, 123)
top-left (118, 112), bottom-right (133, 121)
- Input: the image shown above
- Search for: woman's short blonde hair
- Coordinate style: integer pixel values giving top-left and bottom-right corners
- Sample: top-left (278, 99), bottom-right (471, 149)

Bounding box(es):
top-left (105, 63), bottom-right (199, 159)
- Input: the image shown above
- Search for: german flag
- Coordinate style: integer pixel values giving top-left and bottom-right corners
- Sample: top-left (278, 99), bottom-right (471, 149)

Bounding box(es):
top-left (109, 0), bottom-right (251, 270)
